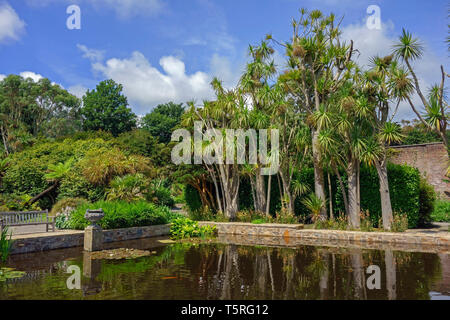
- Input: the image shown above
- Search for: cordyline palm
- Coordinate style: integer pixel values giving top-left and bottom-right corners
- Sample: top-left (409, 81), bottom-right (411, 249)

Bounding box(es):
top-left (314, 75), bottom-right (373, 228)
top-left (362, 54), bottom-right (410, 230)
top-left (182, 80), bottom-right (245, 219)
top-left (271, 8), bottom-right (355, 220)
top-left (393, 29), bottom-right (449, 152)
top-left (239, 41), bottom-right (277, 214)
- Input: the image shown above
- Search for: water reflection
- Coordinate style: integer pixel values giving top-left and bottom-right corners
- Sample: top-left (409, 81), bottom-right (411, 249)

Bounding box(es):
top-left (0, 241), bottom-right (448, 300)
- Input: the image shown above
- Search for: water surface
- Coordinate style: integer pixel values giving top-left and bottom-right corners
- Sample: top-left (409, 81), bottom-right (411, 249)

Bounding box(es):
top-left (1, 237), bottom-right (449, 300)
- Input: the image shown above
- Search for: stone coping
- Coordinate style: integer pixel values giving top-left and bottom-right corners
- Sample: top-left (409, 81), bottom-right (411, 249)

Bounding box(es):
top-left (198, 221), bottom-right (450, 249)
top-left (200, 221), bottom-right (304, 229)
top-left (10, 224), bottom-right (171, 255)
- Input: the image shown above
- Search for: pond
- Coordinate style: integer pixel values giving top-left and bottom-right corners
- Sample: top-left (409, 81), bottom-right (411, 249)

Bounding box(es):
top-left (0, 236), bottom-right (449, 300)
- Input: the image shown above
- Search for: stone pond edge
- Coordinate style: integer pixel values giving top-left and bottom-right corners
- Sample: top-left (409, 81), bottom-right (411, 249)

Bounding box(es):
top-left (9, 221), bottom-right (450, 255)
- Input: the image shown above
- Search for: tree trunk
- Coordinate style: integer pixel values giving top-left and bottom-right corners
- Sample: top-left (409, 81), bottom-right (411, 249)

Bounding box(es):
top-left (312, 129), bottom-right (327, 218)
top-left (327, 172), bottom-right (333, 219)
top-left (26, 183), bottom-right (58, 206)
top-left (333, 166), bottom-right (349, 215)
top-left (347, 158), bottom-right (360, 228)
top-left (375, 158), bottom-right (393, 231)
top-left (266, 175), bottom-right (272, 216)
top-left (254, 172), bottom-right (267, 213)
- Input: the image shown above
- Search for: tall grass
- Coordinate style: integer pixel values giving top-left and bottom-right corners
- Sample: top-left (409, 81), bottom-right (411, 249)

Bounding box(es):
top-left (0, 227), bottom-right (14, 263)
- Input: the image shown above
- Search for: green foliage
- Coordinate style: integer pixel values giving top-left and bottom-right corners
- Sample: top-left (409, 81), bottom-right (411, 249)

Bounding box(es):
top-left (431, 200), bottom-right (450, 222)
top-left (147, 185), bottom-right (175, 208)
top-left (358, 164), bottom-right (421, 228)
top-left (50, 197), bottom-right (88, 217)
top-left (0, 75), bottom-right (81, 153)
top-left (63, 200), bottom-right (181, 230)
top-left (169, 217), bottom-right (216, 240)
top-left (141, 102), bottom-right (185, 143)
top-left (107, 174), bottom-right (147, 202)
top-left (184, 184), bottom-right (203, 212)
top-left (81, 79), bottom-right (137, 136)
top-left (418, 178), bottom-right (436, 226)
top-left (302, 193), bottom-right (325, 223)
top-left (313, 215), bottom-right (348, 231)
top-left (0, 226), bottom-right (13, 263)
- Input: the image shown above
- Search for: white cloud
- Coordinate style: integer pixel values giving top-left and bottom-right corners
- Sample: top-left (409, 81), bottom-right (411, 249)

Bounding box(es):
top-left (19, 71), bottom-right (44, 82)
top-left (341, 21), bottom-right (446, 121)
top-left (0, 74), bottom-right (5, 81)
top-left (77, 44), bottom-right (105, 62)
top-left (90, 51), bottom-right (214, 114)
top-left (0, 3), bottom-right (26, 43)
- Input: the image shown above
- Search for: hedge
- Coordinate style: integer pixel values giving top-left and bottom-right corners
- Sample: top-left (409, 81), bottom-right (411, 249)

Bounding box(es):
top-left (185, 163), bottom-right (429, 228)
top-left (57, 200), bottom-right (181, 230)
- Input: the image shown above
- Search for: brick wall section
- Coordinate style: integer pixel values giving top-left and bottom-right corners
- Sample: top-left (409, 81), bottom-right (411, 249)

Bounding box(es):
top-left (390, 142), bottom-right (449, 199)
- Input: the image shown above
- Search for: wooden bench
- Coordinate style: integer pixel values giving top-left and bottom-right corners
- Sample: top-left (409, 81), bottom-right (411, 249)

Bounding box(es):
top-left (0, 210), bottom-right (55, 233)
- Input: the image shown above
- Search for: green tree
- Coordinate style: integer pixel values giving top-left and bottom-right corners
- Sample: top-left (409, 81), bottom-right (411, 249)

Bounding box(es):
top-left (81, 79), bottom-right (137, 136)
top-left (273, 9), bottom-right (355, 219)
top-left (141, 102), bottom-right (185, 143)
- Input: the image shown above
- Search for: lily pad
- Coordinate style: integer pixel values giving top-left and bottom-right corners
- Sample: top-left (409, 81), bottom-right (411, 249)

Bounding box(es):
top-left (0, 268), bottom-right (26, 282)
top-left (158, 239), bottom-right (176, 244)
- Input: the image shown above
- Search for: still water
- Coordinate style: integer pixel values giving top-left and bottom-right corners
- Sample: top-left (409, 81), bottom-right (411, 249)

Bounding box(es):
top-left (1, 237), bottom-right (449, 300)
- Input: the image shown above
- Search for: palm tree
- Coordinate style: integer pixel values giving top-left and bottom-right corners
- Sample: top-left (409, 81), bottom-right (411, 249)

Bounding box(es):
top-left (272, 8), bottom-right (355, 219)
top-left (302, 193), bottom-right (326, 223)
top-left (393, 29), bottom-right (448, 151)
top-left (362, 56), bottom-right (412, 230)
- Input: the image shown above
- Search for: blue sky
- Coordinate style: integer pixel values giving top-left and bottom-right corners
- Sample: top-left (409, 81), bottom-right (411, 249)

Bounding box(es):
top-left (0, 0), bottom-right (448, 119)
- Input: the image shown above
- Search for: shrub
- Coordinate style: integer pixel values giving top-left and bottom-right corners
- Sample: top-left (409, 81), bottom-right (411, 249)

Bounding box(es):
top-left (274, 208), bottom-right (299, 224)
top-left (106, 174), bottom-right (147, 202)
top-left (50, 197), bottom-right (88, 217)
top-left (431, 200), bottom-right (450, 222)
top-left (418, 178), bottom-right (436, 226)
top-left (147, 186), bottom-right (175, 208)
top-left (169, 217), bottom-right (216, 239)
top-left (390, 212), bottom-right (409, 233)
top-left (63, 200), bottom-right (181, 230)
top-left (313, 215), bottom-right (348, 230)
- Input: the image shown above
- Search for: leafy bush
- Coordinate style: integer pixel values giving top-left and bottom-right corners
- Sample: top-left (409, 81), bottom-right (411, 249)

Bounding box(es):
top-left (431, 200), bottom-right (450, 222)
top-left (418, 178), bottom-right (436, 226)
top-left (106, 174), bottom-right (147, 202)
top-left (50, 197), bottom-right (88, 217)
top-left (169, 217), bottom-right (216, 239)
top-left (62, 200), bottom-right (181, 230)
top-left (147, 186), bottom-right (175, 208)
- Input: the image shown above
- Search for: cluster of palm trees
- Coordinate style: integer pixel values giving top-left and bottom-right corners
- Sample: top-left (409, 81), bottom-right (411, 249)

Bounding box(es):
top-left (181, 9), bottom-right (448, 231)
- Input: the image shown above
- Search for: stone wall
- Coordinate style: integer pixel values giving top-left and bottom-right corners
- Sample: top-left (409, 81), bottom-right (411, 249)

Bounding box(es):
top-left (199, 222), bottom-right (450, 253)
top-left (390, 142), bottom-right (449, 199)
top-left (11, 224), bottom-right (171, 255)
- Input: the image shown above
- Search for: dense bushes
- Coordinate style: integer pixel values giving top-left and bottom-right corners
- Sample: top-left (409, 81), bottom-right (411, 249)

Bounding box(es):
top-left (170, 217), bottom-right (216, 239)
top-left (57, 200), bottom-right (181, 230)
top-left (431, 200), bottom-right (450, 222)
top-left (418, 178), bottom-right (436, 226)
top-left (185, 163), bottom-right (430, 228)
